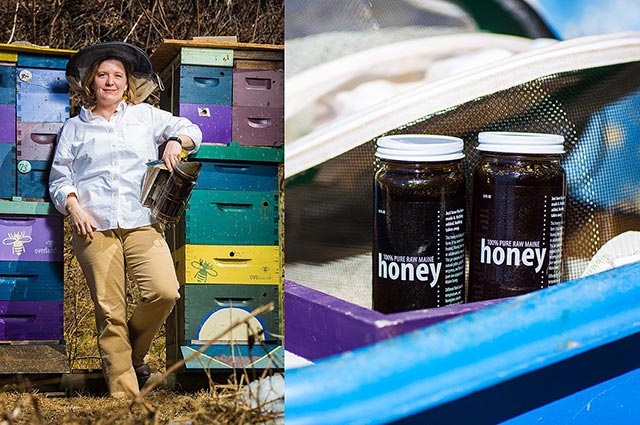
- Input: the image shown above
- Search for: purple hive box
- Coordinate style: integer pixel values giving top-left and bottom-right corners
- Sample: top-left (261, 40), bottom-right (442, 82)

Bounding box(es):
top-left (0, 300), bottom-right (63, 341)
top-left (284, 280), bottom-right (506, 361)
top-left (16, 122), bottom-right (62, 161)
top-left (177, 103), bottom-right (232, 144)
top-left (232, 106), bottom-right (284, 147)
top-left (232, 69), bottom-right (284, 108)
top-left (0, 104), bottom-right (15, 143)
top-left (0, 215), bottom-right (63, 262)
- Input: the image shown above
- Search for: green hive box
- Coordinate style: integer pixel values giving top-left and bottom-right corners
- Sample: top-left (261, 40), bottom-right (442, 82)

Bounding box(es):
top-left (190, 142), bottom-right (283, 163)
top-left (172, 189), bottom-right (279, 248)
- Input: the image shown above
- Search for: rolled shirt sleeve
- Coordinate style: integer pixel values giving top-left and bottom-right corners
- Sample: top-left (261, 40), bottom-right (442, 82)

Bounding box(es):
top-left (148, 104), bottom-right (203, 154)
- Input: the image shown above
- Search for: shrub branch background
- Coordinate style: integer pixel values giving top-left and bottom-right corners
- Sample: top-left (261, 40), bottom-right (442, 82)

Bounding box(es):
top-left (1, 0), bottom-right (284, 50)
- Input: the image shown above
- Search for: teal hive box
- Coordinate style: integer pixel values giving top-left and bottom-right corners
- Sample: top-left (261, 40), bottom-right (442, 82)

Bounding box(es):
top-left (194, 159), bottom-right (278, 192)
top-left (190, 142), bottom-right (283, 163)
top-left (16, 159), bottom-right (51, 200)
top-left (0, 260), bottom-right (63, 301)
top-left (171, 189), bottom-right (279, 247)
top-left (0, 65), bottom-right (15, 104)
top-left (17, 53), bottom-right (69, 70)
top-left (0, 144), bottom-right (15, 199)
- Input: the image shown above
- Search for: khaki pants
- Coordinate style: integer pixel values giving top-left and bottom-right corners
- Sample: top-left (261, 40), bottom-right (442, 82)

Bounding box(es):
top-left (73, 225), bottom-right (179, 397)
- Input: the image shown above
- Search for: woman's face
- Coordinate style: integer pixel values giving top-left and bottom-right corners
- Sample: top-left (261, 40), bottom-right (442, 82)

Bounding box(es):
top-left (92, 59), bottom-right (128, 108)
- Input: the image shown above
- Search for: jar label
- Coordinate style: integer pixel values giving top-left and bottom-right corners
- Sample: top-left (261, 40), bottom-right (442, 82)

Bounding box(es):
top-left (373, 189), bottom-right (465, 312)
top-left (470, 189), bottom-right (565, 300)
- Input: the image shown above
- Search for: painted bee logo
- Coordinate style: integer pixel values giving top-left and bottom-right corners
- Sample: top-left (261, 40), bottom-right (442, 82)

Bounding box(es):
top-left (192, 259), bottom-right (219, 283)
top-left (2, 231), bottom-right (33, 256)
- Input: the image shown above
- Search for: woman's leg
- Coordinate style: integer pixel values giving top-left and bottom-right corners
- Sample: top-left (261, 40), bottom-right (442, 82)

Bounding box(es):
top-left (121, 225), bottom-right (180, 369)
top-left (72, 230), bottom-right (139, 397)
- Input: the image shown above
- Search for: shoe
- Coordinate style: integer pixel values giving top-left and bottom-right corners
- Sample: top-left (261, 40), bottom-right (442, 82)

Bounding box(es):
top-left (134, 364), bottom-right (151, 384)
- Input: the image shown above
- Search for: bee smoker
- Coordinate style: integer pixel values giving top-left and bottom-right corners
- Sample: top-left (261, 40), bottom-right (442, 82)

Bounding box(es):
top-left (144, 161), bottom-right (202, 228)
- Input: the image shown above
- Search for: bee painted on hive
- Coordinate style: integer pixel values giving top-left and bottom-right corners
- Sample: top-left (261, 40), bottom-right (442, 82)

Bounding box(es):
top-left (2, 231), bottom-right (33, 256)
top-left (192, 259), bottom-right (219, 283)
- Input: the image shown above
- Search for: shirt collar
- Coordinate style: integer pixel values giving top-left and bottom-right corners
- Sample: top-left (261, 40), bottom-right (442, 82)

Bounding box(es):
top-left (79, 100), bottom-right (128, 122)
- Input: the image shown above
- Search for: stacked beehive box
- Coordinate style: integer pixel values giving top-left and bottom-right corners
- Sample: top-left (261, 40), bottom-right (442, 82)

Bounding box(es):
top-left (151, 40), bottom-right (284, 371)
top-left (0, 44), bottom-right (73, 373)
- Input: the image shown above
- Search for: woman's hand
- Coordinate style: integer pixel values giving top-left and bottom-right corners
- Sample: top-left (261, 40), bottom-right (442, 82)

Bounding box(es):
top-left (162, 139), bottom-right (183, 173)
top-left (162, 134), bottom-right (195, 172)
top-left (66, 194), bottom-right (97, 240)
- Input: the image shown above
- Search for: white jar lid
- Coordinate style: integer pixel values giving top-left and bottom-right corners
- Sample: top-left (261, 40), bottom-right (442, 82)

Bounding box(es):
top-left (375, 135), bottom-right (464, 162)
top-left (477, 131), bottom-right (565, 154)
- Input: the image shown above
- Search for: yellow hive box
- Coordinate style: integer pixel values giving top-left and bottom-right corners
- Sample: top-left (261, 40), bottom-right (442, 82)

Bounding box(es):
top-left (173, 244), bottom-right (282, 285)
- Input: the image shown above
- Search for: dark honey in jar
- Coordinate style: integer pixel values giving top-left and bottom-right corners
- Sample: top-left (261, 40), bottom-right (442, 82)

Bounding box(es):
top-left (373, 135), bottom-right (466, 313)
top-left (469, 132), bottom-right (566, 302)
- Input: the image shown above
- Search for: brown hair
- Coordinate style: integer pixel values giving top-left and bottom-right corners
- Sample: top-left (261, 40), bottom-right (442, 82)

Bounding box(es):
top-left (81, 58), bottom-right (138, 106)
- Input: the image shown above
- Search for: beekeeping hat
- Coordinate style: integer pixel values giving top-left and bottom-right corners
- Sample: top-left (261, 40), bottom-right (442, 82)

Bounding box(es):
top-left (66, 41), bottom-right (162, 103)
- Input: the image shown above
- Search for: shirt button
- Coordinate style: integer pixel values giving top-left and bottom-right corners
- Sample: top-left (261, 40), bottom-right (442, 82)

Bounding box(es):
top-left (112, 176), bottom-right (118, 181)
top-left (108, 129), bottom-right (114, 133)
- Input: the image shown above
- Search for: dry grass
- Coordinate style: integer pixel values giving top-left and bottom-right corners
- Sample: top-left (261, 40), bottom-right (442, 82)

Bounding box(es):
top-left (0, 387), bottom-right (282, 424)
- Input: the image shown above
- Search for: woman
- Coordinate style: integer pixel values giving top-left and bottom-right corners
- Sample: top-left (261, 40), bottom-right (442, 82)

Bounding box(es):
top-left (49, 42), bottom-right (203, 398)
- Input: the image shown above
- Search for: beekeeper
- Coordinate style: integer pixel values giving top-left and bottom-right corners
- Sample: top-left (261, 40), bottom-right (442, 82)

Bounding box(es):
top-left (49, 41), bottom-right (202, 398)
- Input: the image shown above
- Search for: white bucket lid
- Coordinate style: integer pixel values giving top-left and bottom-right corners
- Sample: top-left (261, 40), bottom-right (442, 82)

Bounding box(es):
top-left (375, 134), bottom-right (464, 162)
top-left (477, 131), bottom-right (565, 154)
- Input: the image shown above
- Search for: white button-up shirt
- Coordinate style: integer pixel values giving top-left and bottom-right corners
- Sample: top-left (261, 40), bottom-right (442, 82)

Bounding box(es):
top-left (49, 101), bottom-right (203, 230)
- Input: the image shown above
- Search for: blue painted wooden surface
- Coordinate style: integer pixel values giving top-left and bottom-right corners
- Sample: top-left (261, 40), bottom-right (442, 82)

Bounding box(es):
top-left (0, 144), bottom-right (16, 200)
top-left (503, 366), bottom-right (640, 424)
top-left (0, 260), bottom-right (64, 301)
top-left (16, 54), bottom-right (68, 70)
top-left (16, 159), bottom-right (51, 200)
top-left (195, 159), bottom-right (278, 192)
top-left (16, 67), bottom-right (69, 123)
top-left (177, 65), bottom-right (232, 105)
top-left (285, 262), bottom-right (640, 424)
top-left (0, 65), bottom-right (15, 104)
